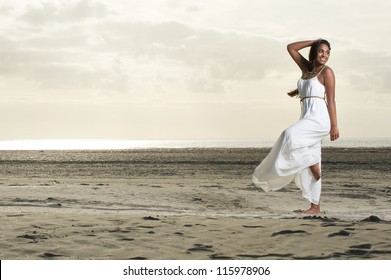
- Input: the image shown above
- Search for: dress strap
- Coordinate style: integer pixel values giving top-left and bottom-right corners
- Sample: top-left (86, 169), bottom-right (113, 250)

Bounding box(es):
top-left (301, 65), bottom-right (327, 80)
top-left (316, 66), bottom-right (327, 76)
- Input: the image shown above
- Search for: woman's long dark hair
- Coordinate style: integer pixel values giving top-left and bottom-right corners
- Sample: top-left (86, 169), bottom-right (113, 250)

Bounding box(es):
top-left (287, 39), bottom-right (331, 97)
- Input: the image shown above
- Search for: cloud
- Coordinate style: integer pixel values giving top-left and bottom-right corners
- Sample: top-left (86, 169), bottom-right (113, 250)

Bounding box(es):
top-left (1, 9), bottom-right (288, 98)
top-left (5, 0), bottom-right (389, 103)
top-left (19, 0), bottom-right (109, 24)
top-left (335, 49), bottom-right (391, 95)
top-left (0, 37), bottom-right (100, 89)
top-left (96, 20), bottom-right (287, 93)
top-left (0, 4), bottom-right (13, 15)
top-left (99, 20), bottom-right (286, 76)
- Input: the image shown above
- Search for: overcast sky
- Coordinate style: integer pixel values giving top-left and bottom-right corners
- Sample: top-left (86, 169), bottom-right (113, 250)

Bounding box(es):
top-left (1, 0), bottom-right (390, 141)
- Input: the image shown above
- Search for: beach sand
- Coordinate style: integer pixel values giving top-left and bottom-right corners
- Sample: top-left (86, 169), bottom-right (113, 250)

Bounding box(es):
top-left (1, 148), bottom-right (390, 260)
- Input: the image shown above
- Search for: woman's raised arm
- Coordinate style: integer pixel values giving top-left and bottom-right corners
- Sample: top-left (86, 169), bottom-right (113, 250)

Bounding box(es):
top-left (287, 39), bottom-right (319, 72)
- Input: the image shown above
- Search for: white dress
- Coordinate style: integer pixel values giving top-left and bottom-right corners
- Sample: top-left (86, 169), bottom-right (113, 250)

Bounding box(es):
top-left (252, 67), bottom-right (330, 204)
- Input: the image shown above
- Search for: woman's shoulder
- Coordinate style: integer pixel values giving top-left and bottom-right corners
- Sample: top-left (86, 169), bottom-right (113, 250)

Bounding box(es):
top-left (323, 65), bottom-right (334, 74)
top-left (322, 66), bottom-right (335, 79)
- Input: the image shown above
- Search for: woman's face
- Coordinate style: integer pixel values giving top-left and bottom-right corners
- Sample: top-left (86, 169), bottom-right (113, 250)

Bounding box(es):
top-left (315, 43), bottom-right (330, 66)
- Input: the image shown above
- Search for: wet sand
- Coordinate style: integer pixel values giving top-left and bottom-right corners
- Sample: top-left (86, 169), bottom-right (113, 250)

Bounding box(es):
top-left (1, 148), bottom-right (390, 259)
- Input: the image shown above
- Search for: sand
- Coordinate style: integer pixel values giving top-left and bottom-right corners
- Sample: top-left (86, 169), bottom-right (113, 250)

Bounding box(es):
top-left (0, 147), bottom-right (390, 260)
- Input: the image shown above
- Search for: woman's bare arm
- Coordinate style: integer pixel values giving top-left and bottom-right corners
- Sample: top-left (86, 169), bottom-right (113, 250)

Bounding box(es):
top-left (287, 40), bottom-right (318, 72)
top-left (323, 67), bottom-right (339, 141)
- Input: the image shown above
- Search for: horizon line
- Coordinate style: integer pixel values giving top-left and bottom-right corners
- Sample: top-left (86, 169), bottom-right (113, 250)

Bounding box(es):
top-left (0, 138), bottom-right (390, 151)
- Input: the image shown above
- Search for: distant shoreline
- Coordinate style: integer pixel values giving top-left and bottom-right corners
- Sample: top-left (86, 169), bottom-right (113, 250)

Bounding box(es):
top-left (1, 147), bottom-right (391, 154)
top-left (0, 138), bottom-right (390, 151)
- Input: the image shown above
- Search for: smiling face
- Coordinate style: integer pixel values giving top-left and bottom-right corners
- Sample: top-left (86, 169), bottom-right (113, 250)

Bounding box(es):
top-left (315, 43), bottom-right (330, 66)
top-left (308, 40), bottom-right (331, 71)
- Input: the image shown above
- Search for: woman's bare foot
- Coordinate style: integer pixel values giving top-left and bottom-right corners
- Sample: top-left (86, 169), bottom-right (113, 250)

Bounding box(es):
top-left (309, 163), bottom-right (321, 180)
top-left (303, 203), bottom-right (320, 214)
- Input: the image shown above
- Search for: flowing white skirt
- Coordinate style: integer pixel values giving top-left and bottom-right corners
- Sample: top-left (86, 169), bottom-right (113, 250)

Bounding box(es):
top-left (252, 99), bottom-right (330, 204)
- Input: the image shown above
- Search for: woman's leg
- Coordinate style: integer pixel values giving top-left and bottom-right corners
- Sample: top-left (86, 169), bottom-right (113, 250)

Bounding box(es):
top-left (305, 163), bottom-right (322, 213)
top-left (310, 162), bottom-right (321, 180)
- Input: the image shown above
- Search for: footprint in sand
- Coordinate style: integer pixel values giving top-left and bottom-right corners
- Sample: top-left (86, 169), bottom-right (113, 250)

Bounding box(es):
top-left (350, 244), bottom-right (372, 249)
top-left (187, 244), bottom-right (214, 253)
top-left (142, 216), bottom-right (160, 221)
top-left (242, 225), bottom-right (264, 229)
top-left (271, 230), bottom-right (309, 237)
top-left (237, 253), bottom-right (293, 259)
top-left (41, 252), bottom-right (63, 259)
top-left (209, 253), bottom-right (233, 260)
top-left (120, 237), bottom-right (135, 241)
top-left (328, 230), bottom-right (351, 237)
top-left (344, 244), bottom-right (372, 257)
top-left (362, 215), bottom-right (384, 222)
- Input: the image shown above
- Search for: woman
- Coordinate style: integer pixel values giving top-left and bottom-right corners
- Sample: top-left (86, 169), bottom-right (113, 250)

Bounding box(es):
top-left (252, 39), bottom-right (339, 214)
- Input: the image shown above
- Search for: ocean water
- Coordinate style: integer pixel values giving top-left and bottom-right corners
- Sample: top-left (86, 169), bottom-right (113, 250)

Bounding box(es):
top-left (0, 138), bottom-right (390, 150)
